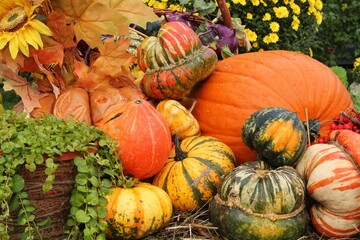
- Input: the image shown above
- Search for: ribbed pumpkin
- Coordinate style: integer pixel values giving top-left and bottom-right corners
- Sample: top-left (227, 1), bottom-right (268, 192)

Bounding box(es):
top-left (138, 21), bottom-right (218, 100)
top-left (152, 135), bottom-right (236, 211)
top-left (296, 142), bottom-right (360, 238)
top-left (97, 99), bottom-right (172, 179)
top-left (242, 107), bottom-right (307, 167)
top-left (209, 160), bottom-right (308, 240)
top-left (156, 99), bottom-right (200, 139)
top-left (191, 50), bottom-right (354, 164)
top-left (103, 182), bottom-right (173, 239)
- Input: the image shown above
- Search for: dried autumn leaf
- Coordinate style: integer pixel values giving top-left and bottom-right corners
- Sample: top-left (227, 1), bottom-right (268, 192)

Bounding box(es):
top-left (51, 0), bottom-right (127, 48)
top-left (47, 11), bottom-right (76, 49)
top-left (103, 0), bottom-right (159, 28)
top-left (92, 37), bottom-right (135, 78)
top-left (0, 66), bottom-right (45, 113)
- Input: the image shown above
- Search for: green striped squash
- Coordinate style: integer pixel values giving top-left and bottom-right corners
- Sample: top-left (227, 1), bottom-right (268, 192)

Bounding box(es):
top-left (152, 135), bottom-right (236, 211)
top-left (209, 160), bottom-right (308, 240)
top-left (241, 107), bottom-right (307, 167)
top-left (137, 21), bottom-right (218, 100)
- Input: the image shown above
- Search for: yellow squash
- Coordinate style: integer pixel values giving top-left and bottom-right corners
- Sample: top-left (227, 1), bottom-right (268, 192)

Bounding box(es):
top-left (156, 99), bottom-right (200, 139)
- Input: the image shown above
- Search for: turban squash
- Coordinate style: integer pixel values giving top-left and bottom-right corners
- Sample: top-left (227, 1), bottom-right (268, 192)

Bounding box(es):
top-left (137, 21), bottom-right (218, 100)
top-left (190, 50), bottom-right (354, 164)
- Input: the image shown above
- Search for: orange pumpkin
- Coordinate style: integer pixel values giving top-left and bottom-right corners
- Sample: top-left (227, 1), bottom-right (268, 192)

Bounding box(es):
top-left (191, 50), bottom-right (354, 164)
top-left (97, 99), bottom-right (172, 179)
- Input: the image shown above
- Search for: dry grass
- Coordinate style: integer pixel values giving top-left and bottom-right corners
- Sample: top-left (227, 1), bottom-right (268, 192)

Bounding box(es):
top-left (145, 201), bottom-right (360, 240)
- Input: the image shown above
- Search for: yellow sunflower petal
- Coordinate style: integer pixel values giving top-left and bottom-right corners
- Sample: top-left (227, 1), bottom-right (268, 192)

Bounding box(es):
top-left (28, 19), bottom-right (53, 36)
top-left (9, 36), bottom-right (20, 59)
top-left (26, 28), bottom-right (43, 49)
top-left (17, 33), bottom-right (30, 57)
top-left (0, 34), bottom-right (11, 50)
top-left (22, 28), bottom-right (39, 49)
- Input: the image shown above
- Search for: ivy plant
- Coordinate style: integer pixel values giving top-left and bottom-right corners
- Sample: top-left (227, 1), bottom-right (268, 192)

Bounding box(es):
top-left (0, 110), bottom-right (134, 240)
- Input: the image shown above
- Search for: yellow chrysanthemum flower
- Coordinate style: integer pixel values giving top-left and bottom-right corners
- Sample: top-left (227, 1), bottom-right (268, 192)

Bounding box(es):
top-left (314, 11), bottom-right (323, 25)
top-left (290, 3), bottom-right (301, 15)
top-left (263, 13), bottom-right (271, 21)
top-left (292, 15), bottom-right (300, 31)
top-left (270, 22), bottom-right (280, 32)
top-left (0, 0), bottom-right (52, 59)
top-left (244, 28), bottom-right (257, 42)
top-left (232, 0), bottom-right (247, 5)
top-left (263, 33), bottom-right (279, 44)
top-left (315, 0), bottom-right (323, 10)
top-left (273, 6), bottom-right (289, 19)
top-left (251, 0), bottom-right (260, 6)
top-left (354, 57), bottom-right (360, 68)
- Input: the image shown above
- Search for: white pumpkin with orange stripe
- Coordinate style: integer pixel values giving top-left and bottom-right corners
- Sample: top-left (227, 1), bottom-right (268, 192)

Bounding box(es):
top-left (296, 143), bottom-right (360, 238)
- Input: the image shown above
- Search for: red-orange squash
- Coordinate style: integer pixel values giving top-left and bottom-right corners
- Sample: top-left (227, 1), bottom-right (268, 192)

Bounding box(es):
top-left (97, 99), bottom-right (172, 179)
top-left (191, 50), bottom-right (354, 164)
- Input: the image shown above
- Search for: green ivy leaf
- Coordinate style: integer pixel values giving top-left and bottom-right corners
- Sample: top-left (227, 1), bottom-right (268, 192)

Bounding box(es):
top-left (75, 210), bottom-right (91, 223)
top-left (12, 175), bottom-right (24, 193)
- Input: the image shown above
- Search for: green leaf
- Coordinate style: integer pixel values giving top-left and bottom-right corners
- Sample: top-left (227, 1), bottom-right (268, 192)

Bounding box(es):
top-left (1, 142), bottom-right (15, 154)
top-left (89, 176), bottom-right (99, 187)
top-left (97, 207), bottom-right (108, 218)
top-left (75, 210), bottom-right (91, 223)
top-left (37, 218), bottom-right (51, 226)
top-left (74, 156), bottom-right (86, 167)
top-left (17, 214), bottom-right (27, 225)
top-left (70, 191), bottom-right (85, 207)
top-left (101, 179), bottom-right (113, 188)
top-left (12, 174), bottom-right (24, 193)
top-left (331, 66), bottom-right (348, 87)
top-left (75, 173), bottom-right (88, 186)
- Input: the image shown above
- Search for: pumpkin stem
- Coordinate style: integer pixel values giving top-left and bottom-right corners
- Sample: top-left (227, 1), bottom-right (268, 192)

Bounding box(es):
top-left (173, 134), bottom-right (188, 161)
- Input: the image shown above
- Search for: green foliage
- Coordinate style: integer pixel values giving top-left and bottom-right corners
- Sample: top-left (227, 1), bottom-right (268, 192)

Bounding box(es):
top-left (0, 110), bottom-right (132, 239)
top-left (331, 66), bottom-right (348, 87)
top-left (312, 0), bottom-right (360, 66)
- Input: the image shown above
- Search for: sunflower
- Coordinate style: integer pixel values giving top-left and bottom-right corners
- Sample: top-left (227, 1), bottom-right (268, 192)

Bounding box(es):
top-left (0, 0), bottom-right (52, 59)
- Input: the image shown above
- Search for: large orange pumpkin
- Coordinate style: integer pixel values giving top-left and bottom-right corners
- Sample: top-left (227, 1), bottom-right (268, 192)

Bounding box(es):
top-left (97, 99), bottom-right (172, 179)
top-left (191, 50), bottom-right (354, 164)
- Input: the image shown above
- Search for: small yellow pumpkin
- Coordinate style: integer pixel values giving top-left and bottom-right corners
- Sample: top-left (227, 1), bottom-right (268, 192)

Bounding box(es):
top-left (103, 182), bottom-right (173, 239)
top-left (152, 135), bottom-right (236, 211)
top-left (156, 99), bottom-right (200, 139)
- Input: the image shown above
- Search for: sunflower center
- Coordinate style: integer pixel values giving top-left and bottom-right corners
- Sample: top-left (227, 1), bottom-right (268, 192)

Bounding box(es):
top-left (0, 7), bottom-right (28, 32)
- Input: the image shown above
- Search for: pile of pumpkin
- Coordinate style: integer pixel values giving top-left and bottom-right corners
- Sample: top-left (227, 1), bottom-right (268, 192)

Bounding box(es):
top-left (27, 21), bottom-right (360, 239)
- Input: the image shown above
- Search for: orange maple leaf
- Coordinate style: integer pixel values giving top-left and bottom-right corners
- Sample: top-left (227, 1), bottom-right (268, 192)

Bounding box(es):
top-left (52, 0), bottom-right (127, 48)
top-left (0, 65), bottom-right (46, 113)
top-left (47, 11), bottom-right (76, 49)
top-left (92, 37), bottom-right (135, 78)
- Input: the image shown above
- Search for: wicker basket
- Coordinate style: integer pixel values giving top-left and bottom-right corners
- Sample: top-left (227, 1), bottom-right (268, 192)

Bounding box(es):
top-left (8, 158), bottom-right (77, 239)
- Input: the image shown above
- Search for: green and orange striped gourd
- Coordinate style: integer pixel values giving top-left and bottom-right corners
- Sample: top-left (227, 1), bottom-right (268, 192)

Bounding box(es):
top-left (137, 21), bottom-right (218, 100)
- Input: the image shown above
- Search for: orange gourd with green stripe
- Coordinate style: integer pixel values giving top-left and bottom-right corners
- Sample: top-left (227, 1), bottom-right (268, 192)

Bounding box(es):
top-left (137, 21), bottom-right (218, 100)
top-left (152, 135), bottom-right (236, 211)
top-left (103, 182), bottom-right (173, 239)
top-left (296, 140), bottom-right (360, 238)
